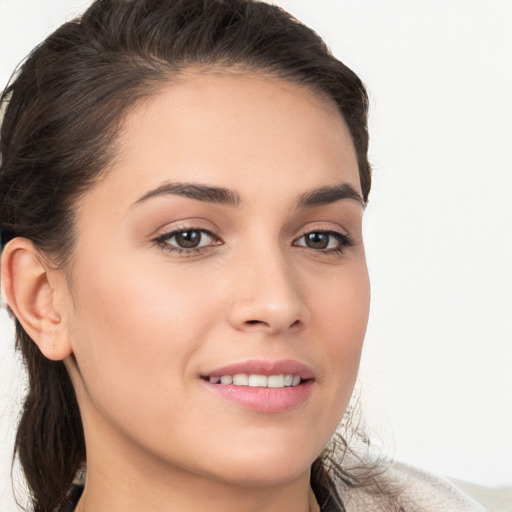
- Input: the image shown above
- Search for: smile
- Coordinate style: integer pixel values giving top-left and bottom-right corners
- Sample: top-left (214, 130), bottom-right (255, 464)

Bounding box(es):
top-left (201, 360), bottom-right (315, 413)
top-left (206, 374), bottom-right (303, 388)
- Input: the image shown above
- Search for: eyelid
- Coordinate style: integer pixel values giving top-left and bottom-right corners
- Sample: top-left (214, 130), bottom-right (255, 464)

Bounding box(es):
top-left (294, 223), bottom-right (351, 241)
top-left (296, 225), bottom-right (348, 237)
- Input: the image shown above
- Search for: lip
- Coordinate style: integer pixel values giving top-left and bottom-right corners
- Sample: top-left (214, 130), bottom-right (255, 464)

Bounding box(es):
top-left (201, 359), bottom-right (315, 380)
top-left (200, 359), bottom-right (315, 413)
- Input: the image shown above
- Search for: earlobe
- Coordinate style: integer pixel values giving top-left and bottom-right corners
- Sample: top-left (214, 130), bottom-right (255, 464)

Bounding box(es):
top-left (1, 237), bottom-right (72, 361)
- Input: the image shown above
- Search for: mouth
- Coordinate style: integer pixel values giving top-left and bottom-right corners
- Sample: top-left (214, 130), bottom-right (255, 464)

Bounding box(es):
top-left (200, 360), bottom-right (315, 413)
top-left (202, 373), bottom-right (304, 388)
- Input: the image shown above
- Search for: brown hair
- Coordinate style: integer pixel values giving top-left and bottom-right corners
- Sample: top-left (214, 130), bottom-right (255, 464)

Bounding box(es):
top-left (0, 1), bottom-right (372, 510)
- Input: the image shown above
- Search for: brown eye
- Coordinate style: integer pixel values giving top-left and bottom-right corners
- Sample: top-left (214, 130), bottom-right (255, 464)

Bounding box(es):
top-left (155, 228), bottom-right (221, 252)
top-left (174, 230), bottom-right (202, 248)
top-left (303, 232), bottom-right (330, 249)
top-left (293, 230), bottom-right (353, 253)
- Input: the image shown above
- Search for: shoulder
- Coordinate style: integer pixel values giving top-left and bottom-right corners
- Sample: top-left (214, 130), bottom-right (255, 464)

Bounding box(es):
top-left (385, 461), bottom-right (488, 511)
top-left (338, 461), bottom-right (489, 512)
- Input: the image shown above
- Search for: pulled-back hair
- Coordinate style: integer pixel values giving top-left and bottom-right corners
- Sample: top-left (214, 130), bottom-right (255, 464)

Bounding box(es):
top-left (0, 1), bottom-right (373, 510)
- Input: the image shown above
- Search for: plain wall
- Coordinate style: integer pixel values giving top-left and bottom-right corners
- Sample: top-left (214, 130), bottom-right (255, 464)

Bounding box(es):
top-left (1, 0), bottom-right (511, 509)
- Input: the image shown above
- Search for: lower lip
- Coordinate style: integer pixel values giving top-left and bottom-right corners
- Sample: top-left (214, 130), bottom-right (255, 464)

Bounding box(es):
top-left (201, 379), bottom-right (314, 413)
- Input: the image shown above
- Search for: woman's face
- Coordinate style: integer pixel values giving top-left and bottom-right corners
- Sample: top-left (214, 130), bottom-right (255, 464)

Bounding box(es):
top-left (63, 71), bottom-right (370, 486)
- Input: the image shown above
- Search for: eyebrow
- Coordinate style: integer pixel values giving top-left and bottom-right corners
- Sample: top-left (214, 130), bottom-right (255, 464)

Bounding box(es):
top-left (297, 183), bottom-right (364, 208)
top-left (132, 181), bottom-right (363, 209)
top-left (133, 182), bottom-right (241, 207)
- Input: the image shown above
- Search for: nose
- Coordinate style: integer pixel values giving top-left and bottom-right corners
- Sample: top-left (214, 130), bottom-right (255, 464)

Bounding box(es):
top-left (227, 247), bottom-right (310, 335)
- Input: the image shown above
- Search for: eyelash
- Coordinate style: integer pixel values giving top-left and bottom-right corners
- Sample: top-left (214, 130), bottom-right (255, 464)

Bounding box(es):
top-left (153, 228), bottom-right (353, 256)
top-left (293, 230), bottom-right (354, 256)
top-left (153, 228), bottom-right (221, 255)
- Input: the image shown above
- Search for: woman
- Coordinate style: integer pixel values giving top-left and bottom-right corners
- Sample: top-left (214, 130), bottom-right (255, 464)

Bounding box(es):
top-left (0, 1), bottom-right (487, 511)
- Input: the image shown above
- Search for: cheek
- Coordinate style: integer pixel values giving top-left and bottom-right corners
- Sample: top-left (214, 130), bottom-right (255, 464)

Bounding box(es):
top-left (312, 261), bottom-right (370, 345)
top-left (67, 256), bottom-right (221, 419)
top-left (309, 263), bottom-right (369, 401)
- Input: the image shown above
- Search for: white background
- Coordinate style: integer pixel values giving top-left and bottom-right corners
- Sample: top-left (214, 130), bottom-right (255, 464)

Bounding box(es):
top-left (1, 0), bottom-right (511, 509)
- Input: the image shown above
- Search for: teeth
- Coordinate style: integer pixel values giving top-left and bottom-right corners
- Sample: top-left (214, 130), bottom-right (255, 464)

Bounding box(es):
top-left (209, 373), bottom-right (303, 388)
top-left (267, 375), bottom-right (284, 388)
top-left (233, 374), bottom-right (249, 385)
top-left (249, 375), bottom-right (267, 387)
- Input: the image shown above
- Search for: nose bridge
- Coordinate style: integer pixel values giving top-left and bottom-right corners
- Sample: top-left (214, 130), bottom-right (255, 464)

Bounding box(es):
top-left (227, 235), bottom-right (309, 334)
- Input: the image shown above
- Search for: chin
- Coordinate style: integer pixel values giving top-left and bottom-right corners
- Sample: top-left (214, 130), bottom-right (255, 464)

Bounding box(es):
top-left (211, 460), bottom-right (313, 488)
top-left (196, 439), bottom-right (321, 487)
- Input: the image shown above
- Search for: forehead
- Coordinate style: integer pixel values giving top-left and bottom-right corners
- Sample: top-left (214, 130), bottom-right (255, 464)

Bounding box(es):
top-left (95, 70), bottom-right (360, 206)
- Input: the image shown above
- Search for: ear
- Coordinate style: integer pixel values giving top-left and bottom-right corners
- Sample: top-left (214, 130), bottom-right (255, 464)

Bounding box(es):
top-left (1, 237), bottom-right (72, 361)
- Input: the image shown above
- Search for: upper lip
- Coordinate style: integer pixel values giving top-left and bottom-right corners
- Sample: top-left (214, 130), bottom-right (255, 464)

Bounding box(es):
top-left (201, 359), bottom-right (315, 380)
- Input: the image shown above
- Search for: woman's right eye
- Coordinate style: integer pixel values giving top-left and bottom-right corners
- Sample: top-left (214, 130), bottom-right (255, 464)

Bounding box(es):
top-left (153, 228), bottom-right (221, 253)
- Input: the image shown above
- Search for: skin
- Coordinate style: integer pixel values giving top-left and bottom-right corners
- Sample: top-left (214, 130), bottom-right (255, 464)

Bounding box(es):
top-left (2, 71), bottom-right (370, 512)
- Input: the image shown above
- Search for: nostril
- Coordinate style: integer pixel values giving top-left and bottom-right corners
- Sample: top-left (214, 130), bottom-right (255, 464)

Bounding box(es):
top-left (243, 319), bottom-right (301, 331)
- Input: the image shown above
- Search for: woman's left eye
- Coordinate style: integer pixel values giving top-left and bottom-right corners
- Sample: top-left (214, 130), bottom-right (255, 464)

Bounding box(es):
top-left (154, 228), bottom-right (221, 252)
top-left (293, 230), bottom-right (353, 253)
